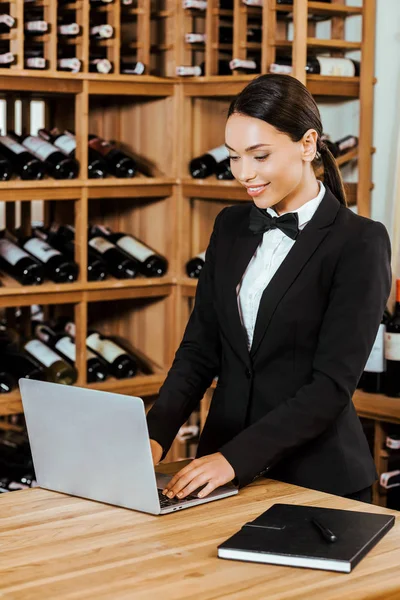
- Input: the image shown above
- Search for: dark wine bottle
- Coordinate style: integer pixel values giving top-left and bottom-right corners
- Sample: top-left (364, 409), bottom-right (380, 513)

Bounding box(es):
top-left (380, 470), bottom-right (400, 490)
top-left (24, 338), bottom-right (78, 385)
top-left (120, 60), bottom-right (145, 75)
top-left (0, 371), bottom-right (15, 393)
top-left (0, 234), bottom-right (44, 285)
top-left (18, 133), bottom-right (80, 179)
top-left (44, 223), bottom-right (108, 281)
top-left (361, 308), bottom-right (390, 394)
top-left (89, 57), bottom-right (113, 73)
top-left (186, 251), bottom-right (205, 279)
top-left (0, 14), bottom-right (15, 34)
top-left (1, 351), bottom-right (46, 381)
top-left (270, 55), bottom-right (360, 77)
top-left (276, 0), bottom-right (331, 3)
top-left (90, 225), bottom-right (168, 277)
top-left (24, 47), bottom-right (48, 70)
top-left (189, 144), bottom-right (229, 178)
top-left (57, 22), bottom-right (81, 37)
top-left (0, 323), bottom-right (20, 354)
top-left (57, 57), bottom-right (81, 72)
top-left (88, 230), bottom-right (139, 279)
top-left (20, 231), bottom-right (79, 283)
top-left (38, 128), bottom-right (107, 179)
top-left (229, 58), bottom-right (260, 72)
top-left (215, 157), bottom-right (234, 180)
top-left (182, 0), bottom-right (207, 9)
top-left (0, 50), bottom-right (14, 68)
top-left (33, 322), bottom-right (108, 384)
top-left (321, 134), bottom-right (358, 158)
top-left (0, 135), bottom-right (45, 180)
top-left (89, 24), bottom-right (114, 39)
top-left (86, 330), bottom-right (138, 379)
top-left (0, 153), bottom-right (12, 180)
top-left (88, 135), bottom-right (136, 178)
top-left (385, 281), bottom-right (400, 397)
top-left (24, 19), bottom-right (49, 36)
top-left (176, 60), bottom-right (231, 77)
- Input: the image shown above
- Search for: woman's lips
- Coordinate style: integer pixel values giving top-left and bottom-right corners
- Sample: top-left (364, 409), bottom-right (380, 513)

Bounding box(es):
top-left (245, 183), bottom-right (270, 197)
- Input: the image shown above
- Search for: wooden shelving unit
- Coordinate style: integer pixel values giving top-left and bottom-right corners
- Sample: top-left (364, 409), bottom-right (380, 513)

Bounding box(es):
top-left (0, 1), bottom-right (389, 477)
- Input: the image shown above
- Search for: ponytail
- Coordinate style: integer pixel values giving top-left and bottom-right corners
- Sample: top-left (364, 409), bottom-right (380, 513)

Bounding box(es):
top-left (318, 140), bottom-right (347, 206)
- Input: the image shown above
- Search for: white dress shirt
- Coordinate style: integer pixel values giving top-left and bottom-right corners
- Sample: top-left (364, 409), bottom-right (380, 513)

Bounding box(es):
top-left (237, 181), bottom-right (326, 350)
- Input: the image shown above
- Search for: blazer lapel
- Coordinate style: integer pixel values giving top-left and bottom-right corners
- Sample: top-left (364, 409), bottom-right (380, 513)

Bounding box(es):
top-left (250, 189), bottom-right (341, 359)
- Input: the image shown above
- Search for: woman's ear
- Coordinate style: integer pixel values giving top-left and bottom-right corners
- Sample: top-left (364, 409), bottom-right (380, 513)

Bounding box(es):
top-left (301, 129), bottom-right (318, 162)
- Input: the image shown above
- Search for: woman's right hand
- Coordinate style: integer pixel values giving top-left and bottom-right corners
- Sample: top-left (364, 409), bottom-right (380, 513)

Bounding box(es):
top-left (149, 439), bottom-right (163, 466)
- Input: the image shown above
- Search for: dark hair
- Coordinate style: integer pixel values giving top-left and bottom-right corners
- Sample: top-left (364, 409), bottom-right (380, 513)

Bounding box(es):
top-left (227, 74), bottom-right (346, 206)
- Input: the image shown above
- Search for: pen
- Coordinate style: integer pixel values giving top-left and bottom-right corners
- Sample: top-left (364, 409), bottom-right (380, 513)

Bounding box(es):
top-left (311, 518), bottom-right (338, 543)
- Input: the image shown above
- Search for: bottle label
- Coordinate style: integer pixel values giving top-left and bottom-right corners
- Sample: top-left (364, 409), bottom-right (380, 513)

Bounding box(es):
top-left (269, 63), bottom-right (293, 75)
top-left (365, 324), bottom-right (385, 373)
top-left (24, 238), bottom-right (61, 263)
top-left (176, 65), bottom-right (202, 77)
top-left (26, 57), bottom-right (46, 69)
top-left (91, 58), bottom-right (112, 74)
top-left (197, 251), bottom-right (206, 261)
top-left (116, 236), bottom-right (153, 262)
top-left (86, 333), bottom-right (125, 363)
top-left (386, 436), bottom-right (400, 450)
top-left (385, 332), bottom-right (400, 361)
top-left (89, 236), bottom-right (115, 254)
top-left (185, 33), bottom-right (206, 43)
top-left (25, 21), bottom-right (48, 32)
top-left (24, 339), bottom-right (60, 368)
top-left (22, 136), bottom-right (56, 161)
top-left (54, 133), bottom-right (76, 155)
top-left (229, 58), bottom-right (257, 71)
top-left (337, 136), bottom-right (358, 153)
top-left (208, 144), bottom-right (229, 164)
top-left (0, 239), bottom-right (29, 265)
top-left (316, 57), bottom-right (355, 77)
top-left (242, 0), bottom-right (263, 5)
top-left (182, 0), bottom-right (207, 9)
top-left (58, 23), bottom-right (80, 35)
top-left (0, 135), bottom-right (25, 154)
top-left (121, 61), bottom-right (145, 75)
top-left (0, 14), bottom-right (15, 28)
top-left (55, 336), bottom-right (76, 361)
top-left (58, 58), bottom-right (81, 73)
top-left (90, 25), bottom-right (113, 38)
top-left (0, 52), bottom-right (14, 65)
top-left (88, 137), bottom-right (114, 157)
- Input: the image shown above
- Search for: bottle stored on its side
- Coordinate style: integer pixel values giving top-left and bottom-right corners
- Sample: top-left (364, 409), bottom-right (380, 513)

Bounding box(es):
top-left (321, 134), bottom-right (358, 158)
top-left (120, 60), bottom-right (145, 75)
top-left (89, 24), bottom-right (114, 40)
top-left (380, 470), bottom-right (400, 490)
top-left (88, 135), bottom-right (136, 178)
top-left (1, 350), bottom-right (46, 381)
top-left (385, 282), bottom-right (400, 397)
top-left (0, 14), bottom-right (15, 34)
top-left (269, 55), bottom-right (360, 77)
top-left (0, 153), bottom-right (13, 180)
top-left (18, 133), bottom-right (79, 179)
top-left (189, 144), bottom-right (229, 178)
top-left (215, 157), bottom-right (234, 180)
top-left (229, 58), bottom-right (260, 72)
top-left (24, 18), bottom-right (49, 36)
top-left (0, 370), bottom-right (15, 393)
top-left (20, 230), bottom-right (79, 283)
top-left (33, 322), bottom-right (108, 384)
top-left (90, 225), bottom-right (168, 277)
top-left (176, 60), bottom-right (231, 77)
top-left (38, 128), bottom-right (107, 179)
top-left (361, 308), bottom-right (390, 394)
top-left (57, 56), bottom-right (82, 73)
top-left (186, 251), bottom-right (205, 279)
top-left (0, 234), bottom-right (44, 285)
top-left (45, 223), bottom-right (108, 281)
top-left (57, 21), bottom-right (81, 37)
top-left (24, 338), bottom-right (78, 385)
top-left (85, 330), bottom-right (138, 379)
top-left (88, 230), bottom-right (139, 279)
top-left (24, 47), bottom-right (48, 70)
top-left (89, 57), bottom-right (113, 74)
top-left (0, 50), bottom-right (15, 68)
top-left (182, 0), bottom-right (207, 9)
top-left (0, 135), bottom-right (46, 180)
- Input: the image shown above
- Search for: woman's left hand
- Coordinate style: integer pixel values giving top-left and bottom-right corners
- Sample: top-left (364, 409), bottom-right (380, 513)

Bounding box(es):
top-left (162, 453), bottom-right (236, 499)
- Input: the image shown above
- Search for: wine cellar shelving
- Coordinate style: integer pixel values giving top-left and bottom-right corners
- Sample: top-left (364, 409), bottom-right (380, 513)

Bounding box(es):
top-left (1, 0), bottom-right (394, 496)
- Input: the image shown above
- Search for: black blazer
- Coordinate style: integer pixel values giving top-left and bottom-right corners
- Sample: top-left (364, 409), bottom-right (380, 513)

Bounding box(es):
top-left (147, 189), bottom-right (391, 496)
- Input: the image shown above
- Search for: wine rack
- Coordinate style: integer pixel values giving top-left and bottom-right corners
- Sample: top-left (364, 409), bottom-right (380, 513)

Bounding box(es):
top-left (0, 0), bottom-right (381, 469)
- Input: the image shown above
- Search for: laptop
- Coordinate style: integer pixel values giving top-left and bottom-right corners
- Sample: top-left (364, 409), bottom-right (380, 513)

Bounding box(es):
top-left (19, 379), bottom-right (238, 515)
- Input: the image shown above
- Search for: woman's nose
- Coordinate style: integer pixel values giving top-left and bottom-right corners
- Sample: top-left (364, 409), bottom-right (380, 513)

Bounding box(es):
top-left (238, 163), bottom-right (257, 183)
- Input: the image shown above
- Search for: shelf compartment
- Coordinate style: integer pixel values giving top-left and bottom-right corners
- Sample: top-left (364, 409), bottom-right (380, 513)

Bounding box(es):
top-left (86, 177), bottom-right (176, 199)
top-left (0, 74), bottom-right (83, 94)
top-left (0, 180), bottom-right (83, 202)
top-left (275, 38), bottom-right (362, 51)
top-left (353, 390), bottom-right (400, 426)
top-left (87, 76), bottom-right (174, 96)
top-left (275, 2), bottom-right (363, 18)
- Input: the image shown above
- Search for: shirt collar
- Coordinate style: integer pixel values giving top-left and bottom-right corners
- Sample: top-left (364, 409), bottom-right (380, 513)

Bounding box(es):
top-left (267, 181), bottom-right (326, 229)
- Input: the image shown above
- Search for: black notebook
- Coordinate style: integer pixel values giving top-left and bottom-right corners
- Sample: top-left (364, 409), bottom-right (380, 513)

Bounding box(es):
top-left (217, 503), bottom-right (395, 573)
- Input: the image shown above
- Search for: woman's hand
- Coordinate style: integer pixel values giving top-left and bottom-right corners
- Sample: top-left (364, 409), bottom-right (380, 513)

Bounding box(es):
top-left (162, 453), bottom-right (236, 499)
top-left (149, 439), bottom-right (163, 466)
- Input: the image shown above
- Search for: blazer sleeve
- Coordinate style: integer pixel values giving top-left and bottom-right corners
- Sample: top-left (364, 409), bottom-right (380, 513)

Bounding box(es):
top-left (219, 220), bottom-right (392, 487)
top-left (146, 208), bottom-right (227, 459)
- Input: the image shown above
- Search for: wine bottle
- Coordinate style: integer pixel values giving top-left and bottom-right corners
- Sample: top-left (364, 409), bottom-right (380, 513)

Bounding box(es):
top-left (0, 135), bottom-right (46, 180)
top-left (90, 0), bottom-right (114, 3)
top-left (88, 135), bottom-right (137, 178)
top-left (120, 60), bottom-right (145, 75)
top-left (57, 22), bottom-right (81, 37)
top-left (33, 322), bottom-right (108, 384)
top-left (242, 0), bottom-right (263, 6)
top-left (89, 24), bottom-right (114, 39)
top-left (44, 223), bottom-right (108, 281)
top-left (57, 57), bottom-right (81, 73)
top-left (186, 251), bottom-right (205, 279)
top-left (86, 330), bottom-right (138, 379)
top-left (386, 434), bottom-right (400, 451)
top-left (215, 157), bottom-right (234, 180)
top-left (269, 55), bottom-right (360, 77)
top-left (24, 19), bottom-right (49, 35)
top-left (361, 308), bottom-right (390, 394)
top-left (380, 470), bottom-right (400, 490)
top-left (88, 231), bottom-right (139, 279)
top-left (276, 0), bottom-right (331, 3)
top-left (0, 51), bottom-right (14, 68)
top-left (321, 134), bottom-right (358, 158)
top-left (229, 58), bottom-right (260, 72)
top-left (176, 60), bottom-right (231, 77)
top-left (0, 370), bottom-right (15, 393)
top-left (18, 133), bottom-right (80, 179)
top-left (185, 27), bottom-right (236, 44)
top-left (38, 128), bottom-right (107, 179)
top-left (89, 58), bottom-right (113, 73)
top-left (189, 144), bottom-right (229, 178)
top-left (0, 235), bottom-right (44, 285)
top-left (0, 154), bottom-right (12, 180)
top-left (183, 0), bottom-right (207, 9)
top-left (20, 231), bottom-right (79, 283)
top-left (0, 14), bottom-right (15, 34)
top-left (385, 282), bottom-right (400, 397)
top-left (24, 48), bottom-right (48, 70)
top-left (1, 351), bottom-right (46, 381)
top-left (0, 323), bottom-right (20, 354)
top-left (90, 225), bottom-right (168, 277)
top-left (24, 338), bottom-right (78, 385)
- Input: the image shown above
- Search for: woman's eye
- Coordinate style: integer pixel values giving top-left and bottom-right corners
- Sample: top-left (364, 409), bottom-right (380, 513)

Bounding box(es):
top-left (229, 156), bottom-right (239, 161)
top-left (255, 155), bottom-right (269, 161)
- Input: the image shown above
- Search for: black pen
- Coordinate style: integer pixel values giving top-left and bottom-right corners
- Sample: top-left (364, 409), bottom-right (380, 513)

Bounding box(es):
top-left (312, 518), bottom-right (338, 543)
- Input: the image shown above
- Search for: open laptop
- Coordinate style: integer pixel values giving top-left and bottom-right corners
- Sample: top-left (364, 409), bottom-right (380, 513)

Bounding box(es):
top-left (19, 379), bottom-right (238, 515)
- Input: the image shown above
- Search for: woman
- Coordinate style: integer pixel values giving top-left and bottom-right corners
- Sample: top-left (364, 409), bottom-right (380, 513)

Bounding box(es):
top-left (147, 74), bottom-right (391, 504)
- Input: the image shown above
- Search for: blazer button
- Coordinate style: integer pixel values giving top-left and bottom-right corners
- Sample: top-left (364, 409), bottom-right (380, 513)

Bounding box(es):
top-left (245, 368), bottom-right (252, 379)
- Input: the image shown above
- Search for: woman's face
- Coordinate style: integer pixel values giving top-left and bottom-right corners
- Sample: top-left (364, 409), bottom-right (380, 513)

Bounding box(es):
top-left (225, 113), bottom-right (316, 212)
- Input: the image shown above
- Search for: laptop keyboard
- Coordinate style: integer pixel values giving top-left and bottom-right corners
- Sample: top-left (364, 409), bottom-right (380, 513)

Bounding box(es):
top-left (157, 488), bottom-right (200, 508)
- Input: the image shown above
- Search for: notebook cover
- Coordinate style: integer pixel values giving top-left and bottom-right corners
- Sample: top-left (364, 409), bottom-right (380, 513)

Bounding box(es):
top-left (217, 503), bottom-right (395, 572)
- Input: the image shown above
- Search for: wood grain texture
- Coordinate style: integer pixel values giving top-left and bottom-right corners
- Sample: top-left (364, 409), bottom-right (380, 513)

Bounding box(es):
top-left (0, 465), bottom-right (398, 599)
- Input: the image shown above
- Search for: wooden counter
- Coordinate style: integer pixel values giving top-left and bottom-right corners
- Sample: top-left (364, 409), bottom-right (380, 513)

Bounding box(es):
top-left (0, 463), bottom-right (399, 599)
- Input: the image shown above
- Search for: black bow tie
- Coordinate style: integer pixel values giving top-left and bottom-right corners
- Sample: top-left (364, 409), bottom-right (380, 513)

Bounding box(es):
top-left (249, 205), bottom-right (299, 240)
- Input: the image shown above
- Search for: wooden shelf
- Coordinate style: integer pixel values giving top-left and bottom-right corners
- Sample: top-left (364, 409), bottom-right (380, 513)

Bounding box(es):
top-left (306, 75), bottom-right (360, 98)
top-left (0, 180), bottom-right (83, 201)
top-left (0, 72), bottom-right (83, 94)
top-left (87, 177), bottom-right (176, 199)
top-left (87, 76), bottom-right (175, 96)
top-left (182, 178), bottom-right (250, 201)
top-left (353, 390), bottom-right (400, 425)
top-left (275, 38), bottom-right (362, 51)
top-left (276, 2), bottom-right (363, 18)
